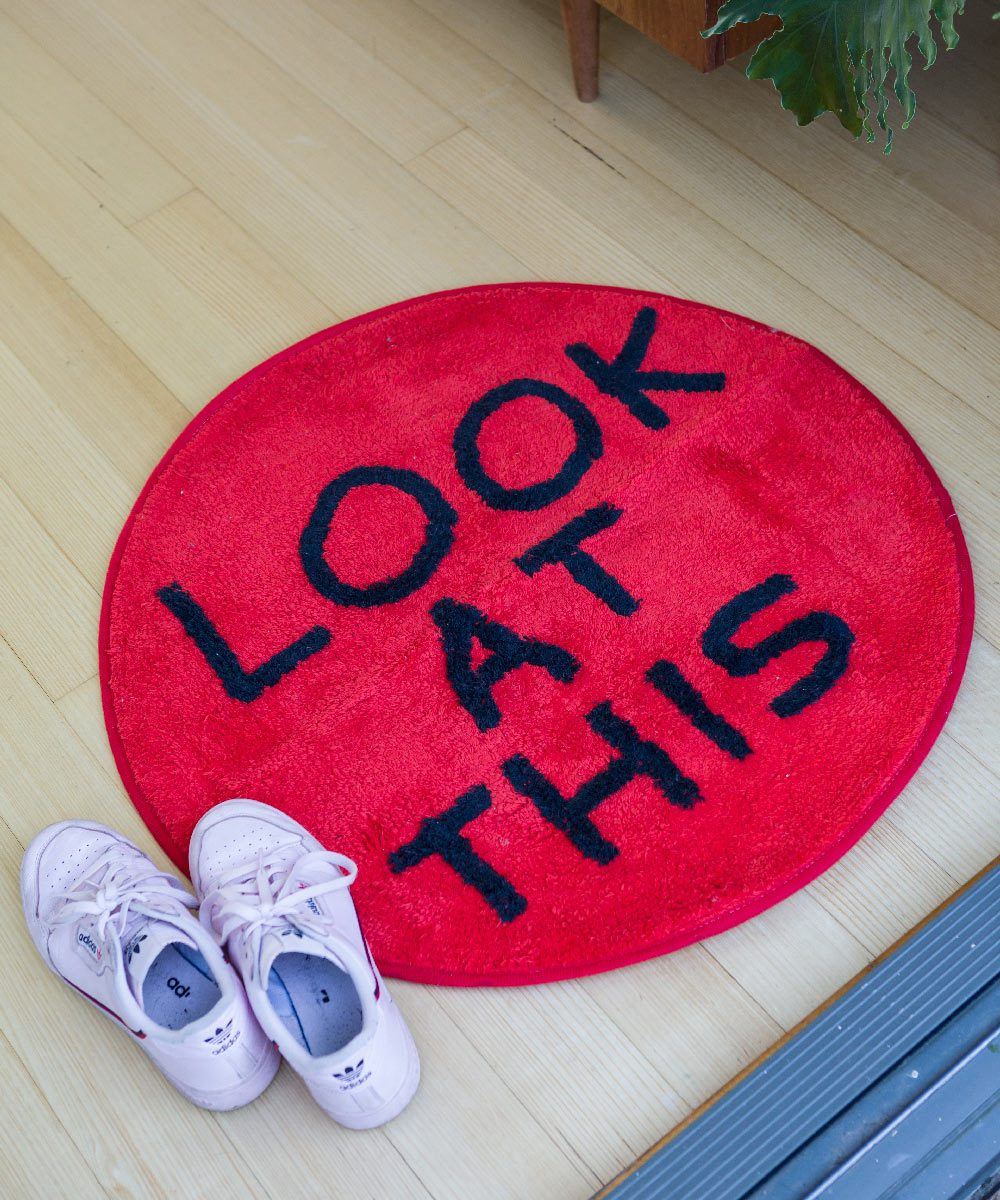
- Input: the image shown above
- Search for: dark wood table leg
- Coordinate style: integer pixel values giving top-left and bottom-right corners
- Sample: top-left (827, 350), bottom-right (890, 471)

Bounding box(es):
top-left (560, 0), bottom-right (600, 101)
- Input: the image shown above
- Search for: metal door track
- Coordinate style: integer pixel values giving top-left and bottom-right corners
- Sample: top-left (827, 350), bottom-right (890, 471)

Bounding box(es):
top-left (599, 861), bottom-right (1000, 1200)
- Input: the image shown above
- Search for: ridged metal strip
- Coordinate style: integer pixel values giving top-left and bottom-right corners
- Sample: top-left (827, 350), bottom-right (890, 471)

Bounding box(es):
top-left (605, 864), bottom-right (1000, 1200)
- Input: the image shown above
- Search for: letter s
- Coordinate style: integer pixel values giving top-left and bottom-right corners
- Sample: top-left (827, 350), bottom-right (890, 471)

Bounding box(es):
top-left (702, 574), bottom-right (854, 717)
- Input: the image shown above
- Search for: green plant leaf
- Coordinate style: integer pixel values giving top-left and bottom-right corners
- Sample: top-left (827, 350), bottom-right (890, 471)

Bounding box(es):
top-left (705, 0), bottom-right (965, 150)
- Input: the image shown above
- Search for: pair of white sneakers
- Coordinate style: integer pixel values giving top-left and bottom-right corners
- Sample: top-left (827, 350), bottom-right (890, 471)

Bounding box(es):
top-left (20, 799), bottom-right (420, 1127)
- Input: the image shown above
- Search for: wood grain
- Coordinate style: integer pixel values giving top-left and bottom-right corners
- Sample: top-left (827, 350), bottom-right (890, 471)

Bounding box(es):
top-left (0, 1), bottom-right (996, 1197)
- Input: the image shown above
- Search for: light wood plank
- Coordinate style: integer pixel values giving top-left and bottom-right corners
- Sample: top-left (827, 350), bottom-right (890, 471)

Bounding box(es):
top-left (582, 944), bottom-right (783, 1108)
top-left (6, 0), bottom-right (524, 318)
top-left (587, 10), bottom-right (1000, 325)
top-left (131, 189), bottom-right (337, 363)
top-left (0, 340), bottom-right (132, 589)
top-left (0, 1028), bottom-right (110, 1200)
top-left (807, 816), bottom-right (961, 954)
top-left (96, 0), bottom-right (519, 294)
top-left (0, 107), bottom-right (251, 410)
top-left (0, 479), bottom-right (98, 699)
top-left (203, 0), bottom-right (462, 162)
top-left (383, 984), bottom-right (599, 1199)
top-left (0, 11), bottom-right (191, 225)
top-left (55, 674), bottom-right (118, 782)
top-left (306, 0), bottom-right (514, 113)
top-left (702, 892), bottom-right (872, 1031)
top-left (943, 633), bottom-right (1000, 776)
top-left (433, 979), bottom-right (687, 1179)
top-left (0, 217), bottom-right (190, 491)
top-left (917, 0), bottom-right (1000, 154)
top-left (882, 733), bottom-right (1000, 885)
top-left (0, 640), bottom-right (155, 849)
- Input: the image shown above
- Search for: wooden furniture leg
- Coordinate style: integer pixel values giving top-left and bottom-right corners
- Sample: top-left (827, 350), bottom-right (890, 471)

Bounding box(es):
top-left (560, 0), bottom-right (600, 101)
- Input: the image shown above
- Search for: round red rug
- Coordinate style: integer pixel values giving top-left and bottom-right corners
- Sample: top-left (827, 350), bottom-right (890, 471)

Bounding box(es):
top-left (101, 283), bottom-right (973, 985)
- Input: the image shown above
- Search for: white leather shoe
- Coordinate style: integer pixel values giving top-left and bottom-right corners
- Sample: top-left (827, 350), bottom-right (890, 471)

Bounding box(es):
top-left (190, 799), bottom-right (420, 1129)
top-left (21, 819), bottom-right (279, 1110)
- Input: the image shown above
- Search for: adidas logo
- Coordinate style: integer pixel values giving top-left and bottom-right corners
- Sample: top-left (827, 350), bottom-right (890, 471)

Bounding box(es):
top-left (333, 1058), bottom-right (364, 1080)
top-left (203, 1019), bottom-right (240, 1054)
top-left (296, 882), bottom-right (321, 917)
top-left (125, 932), bottom-right (147, 965)
top-left (77, 931), bottom-right (102, 960)
top-left (203, 1019), bottom-right (235, 1046)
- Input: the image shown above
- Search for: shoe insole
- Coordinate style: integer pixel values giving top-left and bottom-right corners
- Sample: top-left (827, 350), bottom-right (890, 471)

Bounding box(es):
top-left (267, 952), bottom-right (363, 1057)
top-left (141, 944), bottom-right (221, 1030)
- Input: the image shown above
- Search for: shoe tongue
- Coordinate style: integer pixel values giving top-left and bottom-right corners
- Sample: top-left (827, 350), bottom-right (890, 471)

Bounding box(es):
top-left (257, 921), bottom-right (356, 984)
top-left (123, 915), bottom-right (199, 1002)
top-left (255, 860), bottom-right (355, 979)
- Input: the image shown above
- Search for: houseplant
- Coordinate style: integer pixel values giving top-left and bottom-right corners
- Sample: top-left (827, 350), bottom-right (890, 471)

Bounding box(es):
top-left (705, 0), bottom-right (968, 150)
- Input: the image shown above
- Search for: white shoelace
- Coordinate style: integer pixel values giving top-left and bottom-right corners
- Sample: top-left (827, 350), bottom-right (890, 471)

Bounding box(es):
top-left (51, 847), bottom-right (196, 944)
top-left (199, 846), bottom-right (358, 975)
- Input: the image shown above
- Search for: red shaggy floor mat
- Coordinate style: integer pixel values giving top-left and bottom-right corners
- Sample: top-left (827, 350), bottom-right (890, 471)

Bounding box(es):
top-left (100, 283), bottom-right (973, 985)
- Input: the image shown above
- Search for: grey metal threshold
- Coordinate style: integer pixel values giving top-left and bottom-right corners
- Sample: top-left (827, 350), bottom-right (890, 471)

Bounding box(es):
top-left (598, 860), bottom-right (1000, 1200)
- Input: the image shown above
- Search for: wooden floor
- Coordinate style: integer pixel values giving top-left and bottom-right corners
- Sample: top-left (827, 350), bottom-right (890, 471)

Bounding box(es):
top-left (0, 1), bottom-right (997, 1196)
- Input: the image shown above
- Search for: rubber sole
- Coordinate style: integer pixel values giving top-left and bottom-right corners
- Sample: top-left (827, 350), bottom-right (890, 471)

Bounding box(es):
top-left (164, 1039), bottom-right (282, 1111)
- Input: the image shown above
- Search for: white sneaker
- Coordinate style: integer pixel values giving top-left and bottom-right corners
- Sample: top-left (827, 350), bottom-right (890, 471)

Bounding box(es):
top-left (20, 819), bottom-right (280, 1110)
top-left (190, 799), bottom-right (420, 1129)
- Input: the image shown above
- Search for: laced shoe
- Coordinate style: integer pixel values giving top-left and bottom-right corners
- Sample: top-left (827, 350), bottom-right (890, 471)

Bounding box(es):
top-left (21, 819), bottom-right (279, 1109)
top-left (190, 799), bottom-right (420, 1129)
